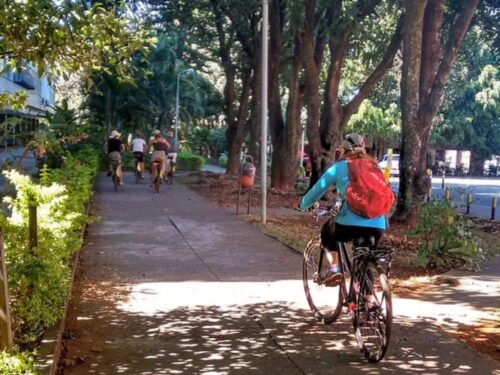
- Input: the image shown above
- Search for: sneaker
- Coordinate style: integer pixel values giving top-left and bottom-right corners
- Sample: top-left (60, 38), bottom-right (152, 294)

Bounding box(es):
top-left (324, 265), bottom-right (342, 286)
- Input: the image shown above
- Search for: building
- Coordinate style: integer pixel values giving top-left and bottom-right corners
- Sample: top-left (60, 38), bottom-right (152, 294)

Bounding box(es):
top-left (0, 59), bottom-right (55, 146)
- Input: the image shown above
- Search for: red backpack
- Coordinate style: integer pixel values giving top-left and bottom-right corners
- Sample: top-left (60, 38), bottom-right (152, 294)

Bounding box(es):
top-left (345, 158), bottom-right (395, 218)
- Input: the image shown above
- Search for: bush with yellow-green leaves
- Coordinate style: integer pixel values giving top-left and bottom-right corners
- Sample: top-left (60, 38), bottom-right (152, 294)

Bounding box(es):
top-left (0, 147), bottom-right (98, 372)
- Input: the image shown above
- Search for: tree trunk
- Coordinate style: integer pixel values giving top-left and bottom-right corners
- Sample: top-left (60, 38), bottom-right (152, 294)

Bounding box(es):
top-left (395, 0), bottom-right (429, 223)
top-left (268, 0), bottom-right (302, 191)
top-left (302, 0), bottom-right (327, 188)
top-left (270, 43), bottom-right (303, 191)
top-left (302, 4), bottom-right (403, 190)
top-left (470, 152), bottom-right (486, 176)
top-left (226, 71), bottom-right (252, 175)
top-left (211, 0), bottom-right (253, 175)
top-left (395, 0), bottom-right (480, 222)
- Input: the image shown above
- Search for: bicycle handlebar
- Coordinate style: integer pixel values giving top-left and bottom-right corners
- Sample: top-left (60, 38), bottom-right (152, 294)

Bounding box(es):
top-left (311, 202), bottom-right (341, 221)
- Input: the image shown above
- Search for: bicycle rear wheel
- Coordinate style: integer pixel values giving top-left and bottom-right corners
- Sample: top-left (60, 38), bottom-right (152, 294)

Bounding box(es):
top-left (353, 261), bottom-right (392, 362)
top-left (113, 173), bottom-right (119, 191)
top-left (135, 160), bottom-right (141, 184)
top-left (303, 237), bottom-right (343, 324)
top-left (153, 164), bottom-right (161, 193)
top-left (111, 166), bottom-right (119, 191)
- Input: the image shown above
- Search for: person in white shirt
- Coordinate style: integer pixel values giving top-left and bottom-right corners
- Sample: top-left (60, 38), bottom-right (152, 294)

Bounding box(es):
top-left (130, 132), bottom-right (147, 179)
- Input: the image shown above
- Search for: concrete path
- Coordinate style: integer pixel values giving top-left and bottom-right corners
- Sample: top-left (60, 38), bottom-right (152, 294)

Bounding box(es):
top-left (61, 172), bottom-right (500, 374)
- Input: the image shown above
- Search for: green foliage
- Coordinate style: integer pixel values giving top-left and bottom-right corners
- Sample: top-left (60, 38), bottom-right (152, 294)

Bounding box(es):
top-left (83, 32), bottom-right (222, 137)
top-left (0, 92), bottom-right (28, 111)
top-left (177, 151), bottom-right (205, 171)
top-left (0, 1), bottom-right (153, 80)
top-left (347, 100), bottom-right (401, 149)
top-left (218, 155), bottom-right (228, 167)
top-left (412, 201), bottom-right (484, 269)
top-left (1, 148), bottom-right (98, 341)
top-left (432, 26), bottom-right (499, 166)
top-left (0, 349), bottom-right (36, 374)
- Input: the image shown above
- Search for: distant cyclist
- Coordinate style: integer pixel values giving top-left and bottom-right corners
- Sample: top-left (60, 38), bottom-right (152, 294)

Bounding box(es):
top-left (299, 134), bottom-right (390, 285)
top-left (131, 132), bottom-right (147, 179)
top-left (105, 130), bottom-right (125, 185)
top-left (147, 130), bottom-right (170, 183)
top-left (165, 130), bottom-right (177, 163)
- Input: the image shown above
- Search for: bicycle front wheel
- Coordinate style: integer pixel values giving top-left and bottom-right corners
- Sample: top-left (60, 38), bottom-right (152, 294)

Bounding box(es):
top-left (303, 237), bottom-right (343, 324)
top-left (353, 261), bottom-right (392, 363)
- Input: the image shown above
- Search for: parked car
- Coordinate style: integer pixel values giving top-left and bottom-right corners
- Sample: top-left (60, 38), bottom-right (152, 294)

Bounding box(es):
top-left (378, 153), bottom-right (400, 175)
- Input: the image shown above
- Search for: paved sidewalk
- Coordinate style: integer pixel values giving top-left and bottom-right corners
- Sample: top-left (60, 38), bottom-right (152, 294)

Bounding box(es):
top-left (61, 172), bottom-right (500, 374)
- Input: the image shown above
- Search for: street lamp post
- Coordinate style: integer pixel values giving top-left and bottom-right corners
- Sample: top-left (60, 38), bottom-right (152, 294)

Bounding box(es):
top-left (175, 68), bottom-right (194, 146)
top-left (261, 0), bottom-right (269, 224)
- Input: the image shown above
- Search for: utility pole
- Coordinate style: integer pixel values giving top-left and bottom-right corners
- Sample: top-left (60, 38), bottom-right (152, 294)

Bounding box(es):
top-left (261, 0), bottom-right (269, 224)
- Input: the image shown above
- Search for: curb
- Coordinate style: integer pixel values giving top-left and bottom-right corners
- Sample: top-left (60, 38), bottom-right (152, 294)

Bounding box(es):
top-left (35, 201), bottom-right (93, 375)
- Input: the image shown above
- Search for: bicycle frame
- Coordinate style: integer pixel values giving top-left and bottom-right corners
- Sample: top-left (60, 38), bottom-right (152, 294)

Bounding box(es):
top-left (332, 242), bottom-right (392, 313)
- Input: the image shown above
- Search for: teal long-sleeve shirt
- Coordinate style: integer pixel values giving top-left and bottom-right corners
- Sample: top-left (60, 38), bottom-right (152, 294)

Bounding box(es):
top-left (299, 160), bottom-right (386, 230)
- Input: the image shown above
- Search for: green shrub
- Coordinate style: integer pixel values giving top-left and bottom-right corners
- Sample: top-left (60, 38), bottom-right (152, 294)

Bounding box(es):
top-left (0, 350), bottom-right (36, 374)
top-left (218, 155), bottom-right (228, 168)
top-left (412, 201), bottom-right (484, 269)
top-left (1, 147), bottom-right (98, 342)
top-left (177, 151), bottom-right (205, 171)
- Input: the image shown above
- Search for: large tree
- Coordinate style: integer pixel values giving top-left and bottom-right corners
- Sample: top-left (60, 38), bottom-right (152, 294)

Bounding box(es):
top-left (396, 0), bottom-right (480, 222)
top-left (299, 0), bottom-right (403, 187)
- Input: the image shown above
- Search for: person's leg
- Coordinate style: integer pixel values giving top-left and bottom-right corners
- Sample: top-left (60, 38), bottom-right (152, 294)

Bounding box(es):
top-left (168, 152), bottom-right (177, 164)
top-left (116, 154), bottom-right (123, 185)
top-left (320, 219), bottom-right (342, 284)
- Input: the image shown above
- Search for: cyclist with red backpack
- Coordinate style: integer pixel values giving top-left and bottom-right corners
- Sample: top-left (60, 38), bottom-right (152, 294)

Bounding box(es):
top-left (299, 133), bottom-right (394, 285)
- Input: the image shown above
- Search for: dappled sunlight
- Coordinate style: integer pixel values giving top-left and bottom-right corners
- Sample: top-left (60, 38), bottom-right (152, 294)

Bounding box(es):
top-left (117, 280), bottom-right (307, 314)
top-left (61, 174), bottom-right (500, 374)
top-left (63, 280), bottom-right (494, 374)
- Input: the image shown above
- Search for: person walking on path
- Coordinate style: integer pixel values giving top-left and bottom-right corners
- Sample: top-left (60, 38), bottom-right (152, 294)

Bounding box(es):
top-left (105, 130), bottom-right (125, 185)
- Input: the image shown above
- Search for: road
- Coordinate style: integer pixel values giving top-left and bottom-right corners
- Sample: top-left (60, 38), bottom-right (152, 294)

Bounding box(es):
top-left (390, 176), bottom-right (500, 221)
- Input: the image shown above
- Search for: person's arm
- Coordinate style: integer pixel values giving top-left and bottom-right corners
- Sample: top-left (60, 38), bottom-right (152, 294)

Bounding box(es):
top-left (120, 143), bottom-right (125, 153)
top-left (299, 163), bottom-right (340, 210)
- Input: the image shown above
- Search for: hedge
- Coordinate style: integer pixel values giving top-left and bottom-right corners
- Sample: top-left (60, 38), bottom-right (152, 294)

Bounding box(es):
top-left (0, 147), bottom-right (98, 371)
top-left (177, 151), bottom-right (205, 171)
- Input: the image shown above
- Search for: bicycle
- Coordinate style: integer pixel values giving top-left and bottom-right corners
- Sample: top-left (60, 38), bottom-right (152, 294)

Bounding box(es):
top-left (151, 159), bottom-right (163, 193)
top-left (303, 205), bottom-right (393, 363)
top-left (133, 155), bottom-right (142, 184)
top-left (110, 160), bottom-right (121, 192)
top-left (165, 156), bottom-right (175, 185)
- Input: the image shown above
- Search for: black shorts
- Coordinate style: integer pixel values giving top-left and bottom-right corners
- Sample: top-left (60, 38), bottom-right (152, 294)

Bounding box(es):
top-left (320, 220), bottom-right (385, 251)
top-left (133, 152), bottom-right (144, 163)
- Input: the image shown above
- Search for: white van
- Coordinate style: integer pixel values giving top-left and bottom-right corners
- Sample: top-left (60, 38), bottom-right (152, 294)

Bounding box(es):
top-left (378, 154), bottom-right (399, 175)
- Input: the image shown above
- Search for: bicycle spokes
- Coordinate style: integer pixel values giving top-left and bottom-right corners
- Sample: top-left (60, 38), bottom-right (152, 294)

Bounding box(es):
top-left (353, 262), bottom-right (392, 363)
top-left (302, 238), bottom-right (344, 324)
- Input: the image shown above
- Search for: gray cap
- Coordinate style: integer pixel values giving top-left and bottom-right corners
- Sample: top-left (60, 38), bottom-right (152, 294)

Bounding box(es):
top-left (341, 133), bottom-right (365, 151)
